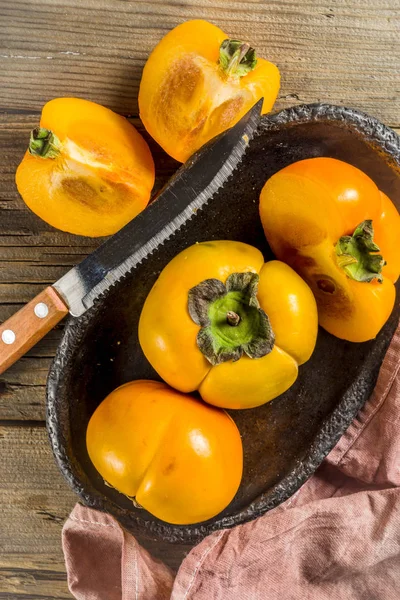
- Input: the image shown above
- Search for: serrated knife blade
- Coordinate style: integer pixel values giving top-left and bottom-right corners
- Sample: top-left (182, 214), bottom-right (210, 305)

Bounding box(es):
top-left (0, 100), bottom-right (261, 375)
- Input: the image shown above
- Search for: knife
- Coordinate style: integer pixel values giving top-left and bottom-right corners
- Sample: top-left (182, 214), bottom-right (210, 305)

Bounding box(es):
top-left (0, 100), bottom-right (262, 375)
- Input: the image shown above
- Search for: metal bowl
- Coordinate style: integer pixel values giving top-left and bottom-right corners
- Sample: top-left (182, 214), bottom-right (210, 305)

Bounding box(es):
top-left (47, 104), bottom-right (400, 544)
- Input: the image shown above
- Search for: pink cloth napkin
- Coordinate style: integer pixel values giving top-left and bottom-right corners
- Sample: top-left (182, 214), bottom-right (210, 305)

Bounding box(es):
top-left (63, 326), bottom-right (400, 599)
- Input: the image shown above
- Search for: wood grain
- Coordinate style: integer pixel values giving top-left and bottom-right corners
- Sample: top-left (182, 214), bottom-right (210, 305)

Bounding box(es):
top-left (0, 2), bottom-right (399, 596)
top-left (0, 0), bottom-right (399, 126)
top-left (0, 424), bottom-right (74, 598)
top-left (0, 424), bottom-right (190, 596)
top-left (0, 557), bottom-right (72, 599)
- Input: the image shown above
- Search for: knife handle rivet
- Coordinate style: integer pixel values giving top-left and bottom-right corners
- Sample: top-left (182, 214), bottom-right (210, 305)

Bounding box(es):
top-left (34, 302), bottom-right (49, 319)
top-left (2, 329), bottom-right (16, 345)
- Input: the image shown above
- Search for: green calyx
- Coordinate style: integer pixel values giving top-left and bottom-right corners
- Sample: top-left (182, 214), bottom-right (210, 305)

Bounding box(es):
top-left (335, 220), bottom-right (386, 283)
top-left (188, 272), bottom-right (274, 366)
top-left (219, 38), bottom-right (257, 78)
top-left (28, 127), bottom-right (62, 159)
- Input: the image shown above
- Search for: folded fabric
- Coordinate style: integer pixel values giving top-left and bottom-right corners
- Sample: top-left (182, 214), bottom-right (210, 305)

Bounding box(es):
top-left (63, 326), bottom-right (400, 600)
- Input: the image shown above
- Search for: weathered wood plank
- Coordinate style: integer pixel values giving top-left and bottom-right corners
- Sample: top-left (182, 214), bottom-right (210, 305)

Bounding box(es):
top-left (0, 0), bottom-right (399, 126)
top-left (0, 246), bottom-right (95, 262)
top-left (0, 423), bottom-right (75, 597)
top-left (0, 263), bottom-right (74, 284)
top-left (0, 385), bottom-right (49, 421)
top-left (0, 283), bottom-right (60, 304)
top-left (0, 562), bottom-right (72, 599)
top-left (1, 357), bottom-right (52, 387)
top-left (0, 424), bottom-right (189, 597)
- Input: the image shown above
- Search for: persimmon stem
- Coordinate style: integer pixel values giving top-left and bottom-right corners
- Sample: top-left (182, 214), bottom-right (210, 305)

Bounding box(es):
top-left (188, 272), bottom-right (274, 366)
top-left (219, 39), bottom-right (257, 78)
top-left (335, 220), bottom-right (385, 283)
top-left (226, 311), bottom-right (241, 326)
top-left (29, 127), bottom-right (61, 159)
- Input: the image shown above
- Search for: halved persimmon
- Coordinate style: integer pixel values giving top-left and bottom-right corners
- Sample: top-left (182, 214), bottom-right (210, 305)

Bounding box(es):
top-left (139, 20), bottom-right (280, 162)
top-left (16, 98), bottom-right (155, 237)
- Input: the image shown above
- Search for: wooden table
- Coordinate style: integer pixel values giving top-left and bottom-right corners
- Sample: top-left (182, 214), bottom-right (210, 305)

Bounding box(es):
top-left (0, 1), bottom-right (399, 597)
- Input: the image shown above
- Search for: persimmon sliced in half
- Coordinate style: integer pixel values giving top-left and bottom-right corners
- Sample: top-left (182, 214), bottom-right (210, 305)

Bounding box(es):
top-left (16, 98), bottom-right (155, 237)
top-left (139, 20), bottom-right (280, 162)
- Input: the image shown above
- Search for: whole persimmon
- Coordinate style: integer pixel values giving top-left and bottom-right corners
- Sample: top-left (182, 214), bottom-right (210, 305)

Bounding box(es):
top-left (259, 157), bottom-right (400, 342)
top-left (86, 380), bottom-right (243, 525)
top-left (139, 241), bottom-right (317, 409)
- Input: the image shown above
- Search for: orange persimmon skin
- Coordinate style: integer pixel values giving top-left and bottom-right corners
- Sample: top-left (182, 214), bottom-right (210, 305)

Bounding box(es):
top-left (259, 157), bottom-right (400, 343)
top-left (138, 20), bottom-right (280, 162)
top-left (86, 380), bottom-right (243, 525)
top-left (16, 98), bottom-right (155, 237)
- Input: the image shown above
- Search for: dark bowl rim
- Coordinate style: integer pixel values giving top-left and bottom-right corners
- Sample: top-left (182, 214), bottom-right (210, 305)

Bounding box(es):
top-left (46, 102), bottom-right (400, 544)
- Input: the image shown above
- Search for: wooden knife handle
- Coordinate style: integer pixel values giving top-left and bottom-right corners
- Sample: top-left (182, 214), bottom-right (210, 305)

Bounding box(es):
top-left (0, 287), bottom-right (69, 375)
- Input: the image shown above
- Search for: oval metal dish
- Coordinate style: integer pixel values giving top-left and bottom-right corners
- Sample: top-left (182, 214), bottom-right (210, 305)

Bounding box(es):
top-left (47, 104), bottom-right (400, 544)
